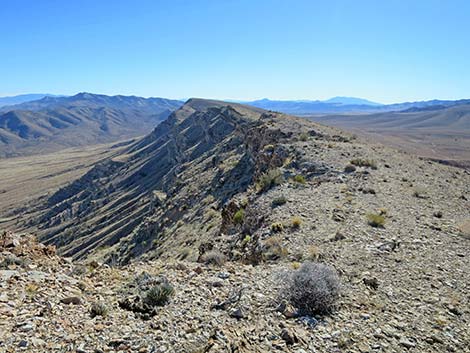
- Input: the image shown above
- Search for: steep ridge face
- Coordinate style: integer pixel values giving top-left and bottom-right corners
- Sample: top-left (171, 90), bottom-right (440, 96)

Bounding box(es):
top-left (0, 93), bottom-right (183, 157)
top-left (28, 99), bottom-right (297, 262)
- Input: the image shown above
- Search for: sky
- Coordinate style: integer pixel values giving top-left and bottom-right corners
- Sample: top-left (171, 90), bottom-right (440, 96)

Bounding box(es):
top-left (1, 0), bottom-right (469, 103)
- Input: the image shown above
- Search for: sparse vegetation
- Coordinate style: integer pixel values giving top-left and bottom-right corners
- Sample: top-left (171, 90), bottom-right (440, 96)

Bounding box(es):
top-left (233, 209), bottom-right (245, 224)
top-left (291, 216), bottom-right (302, 228)
top-left (367, 213), bottom-right (385, 228)
top-left (293, 174), bottom-right (306, 184)
top-left (306, 245), bottom-right (321, 261)
top-left (350, 158), bottom-right (377, 169)
top-left (279, 262), bottom-right (340, 315)
top-left (263, 236), bottom-right (288, 260)
top-left (271, 222), bottom-right (284, 233)
top-left (144, 283), bottom-right (175, 307)
top-left (256, 169), bottom-right (284, 193)
top-left (272, 196), bottom-right (287, 207)
top-left (299, 133), bottom-right (309, 141)
top-left (90, 302), bottom-right (109, 318)
top-left (200, 250), bottom-right (227, 266)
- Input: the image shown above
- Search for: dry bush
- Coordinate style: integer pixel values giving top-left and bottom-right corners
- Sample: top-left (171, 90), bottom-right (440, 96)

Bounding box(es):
top-left (200, 250), bottom-right (226, 266)
top-left (279, 262), bottom-right (340, 315)
top-left (263, 236), bottom-right (288, 260)
top-left (291, 216), bottom-right (302, 228)
top-left (271, 222), bottom-right (284, 233)
top-left (256, 169), bottom-right (284, 193)
top-left (351, 158), bottom-right (377, 169)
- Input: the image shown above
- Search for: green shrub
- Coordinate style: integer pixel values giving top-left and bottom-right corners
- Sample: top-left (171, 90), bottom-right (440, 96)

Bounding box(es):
top-left (272, 196), bottom-right (287, 207)
top-left (293, 175), bottom-right (306, 184)
top-left (233, 209), bottom-right (245, 224)
top-left (144, 283), bottom-right (175, 307)
top-left (256, 169), bottom-right (284, 193)
top-left (299, 133), bottom-right (309, 141)
top-left (350, 159), bottom-right (377, 169)
top-left (367, 213), bottom-right (385, 228)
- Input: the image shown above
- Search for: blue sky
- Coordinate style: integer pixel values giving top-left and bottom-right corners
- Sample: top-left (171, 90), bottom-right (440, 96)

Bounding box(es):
top-left (1, 0), bottom-right (469, 103)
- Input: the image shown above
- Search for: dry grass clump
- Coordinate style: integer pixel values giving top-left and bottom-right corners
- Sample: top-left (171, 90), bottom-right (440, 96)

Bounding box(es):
top-left (291, 216), bottom-right (302, 228)
top-left (271, 222), bottom-right (284, 233)
top-left (351, 158), bottom-right (377, 169)
top-left (367, 213), bottom-right (385, 228)
top-left (200, 250), bottom-right (227, 266)
top-left (263, 236), bottom-right (288, 260)
top-left (279, 262), bottom-right (340, 315)
top-left (256, 169), bottom-right (284, 193)
top-left (306, 245), bottom-right (321, 261)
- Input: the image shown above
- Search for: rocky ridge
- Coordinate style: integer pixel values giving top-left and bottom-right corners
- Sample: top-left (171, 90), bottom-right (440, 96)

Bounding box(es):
top-left (2, 99), bottom-right (470, 352)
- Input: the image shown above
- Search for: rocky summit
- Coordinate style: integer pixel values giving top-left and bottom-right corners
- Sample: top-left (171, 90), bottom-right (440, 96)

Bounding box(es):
top-left (1, 99), bottom-right (470, 352)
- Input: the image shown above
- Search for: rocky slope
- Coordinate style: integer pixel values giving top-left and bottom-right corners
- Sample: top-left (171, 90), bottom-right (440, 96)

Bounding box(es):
top-left (3, 99), bottom-right (470, 352)
top-left (0, 93), bottom-right (182, 157)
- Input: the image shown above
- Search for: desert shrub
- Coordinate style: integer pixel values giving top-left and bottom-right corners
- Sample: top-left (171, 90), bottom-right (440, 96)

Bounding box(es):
top-left (256, 169), bottom-right (284, 193)
top-left (367, 213), bottom-right (385, 228)
top-left (291, 261), bottom-right (301, 269)
top-left (144, 283), bottom-right (175, 307)
top-left (272, 196), bottom-right (287, 207)
top-left (344, 164), bottom-right (356, 173)
top-left (90, 302), bottom-right (108, 318)
top-left (200, 250), bottom-right (226, 266)
top-left (306, 245), bottom-right (321, 261)
top-left (241, 235), bottom-right (251, 246)
top-left (351, 159), bottom-right (377, 169)
top-left (291, 216), bottom-right (302, 228)
top-left (299, 133), bottom-right (309, 141)
top-left (279, 262), bottom-right (340, 315)
top-left (263, 236), bottom-right (288, 260)
top-left (233, 209), bottom-right (245, 224)
top-left (271, 222), bottom-right (284, 233)
top-left (293, 174), bottom-right (306, 184)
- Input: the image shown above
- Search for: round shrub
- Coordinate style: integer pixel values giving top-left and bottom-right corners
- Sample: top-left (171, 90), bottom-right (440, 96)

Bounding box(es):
top-left (280, 262), bottom-right (340, 315)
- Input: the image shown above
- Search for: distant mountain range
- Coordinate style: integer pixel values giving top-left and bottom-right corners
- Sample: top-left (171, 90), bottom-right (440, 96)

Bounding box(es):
top-left (244, 97), bottom-right (470, 115)
top-left (0, 94), bottom-right (64, 108)
top-left (0, 93), bottom-right (183, 157)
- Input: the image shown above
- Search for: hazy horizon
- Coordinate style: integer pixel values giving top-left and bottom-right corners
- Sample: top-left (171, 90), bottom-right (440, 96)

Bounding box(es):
top-left (2, 0), bottom-right (469, 103)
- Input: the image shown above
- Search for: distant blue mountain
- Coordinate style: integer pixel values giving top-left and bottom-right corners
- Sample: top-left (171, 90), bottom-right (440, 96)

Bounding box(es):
top-left (322, 96), bottom-right (382, 106)
top-left (0, 94), bottom-right (64, 107)
top-left (245, 97), bottom-right (470, 115)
